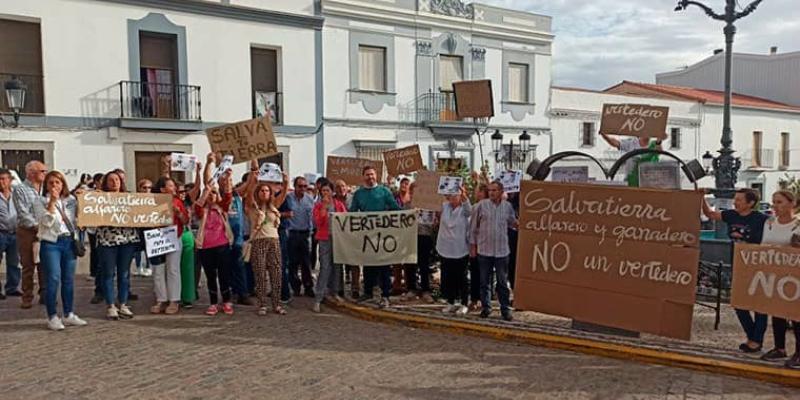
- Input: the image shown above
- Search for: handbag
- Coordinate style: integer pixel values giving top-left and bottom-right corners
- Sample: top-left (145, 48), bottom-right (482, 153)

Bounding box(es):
top-left (56, 202), bottom-right (86, 258)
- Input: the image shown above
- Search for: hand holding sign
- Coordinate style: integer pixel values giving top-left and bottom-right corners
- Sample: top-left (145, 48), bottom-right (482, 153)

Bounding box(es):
top-left (170, 153), bottom-right (198, 172)
top-left (437, 176), bottom-right (463, 195)
top-left (212, 155), bottom-right (234, 183)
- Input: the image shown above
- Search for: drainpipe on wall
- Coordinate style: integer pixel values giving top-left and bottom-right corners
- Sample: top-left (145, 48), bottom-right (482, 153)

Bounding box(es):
top-left (314, 0), bottom-right (325, 173)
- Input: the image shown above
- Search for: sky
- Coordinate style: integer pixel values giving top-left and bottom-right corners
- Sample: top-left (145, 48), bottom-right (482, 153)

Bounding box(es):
top-left (476, 0), bottom-right (800, 90)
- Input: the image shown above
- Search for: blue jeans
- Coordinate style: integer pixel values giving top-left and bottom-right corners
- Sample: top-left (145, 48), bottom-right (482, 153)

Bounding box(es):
top-left (229, 243), bottom-right (249, 298)
top-left (98, 243), bottom-right (136, 305)
top-left (40, 237), bottom-right (76, 318)
top-left (363, 266), bottom-right (391, 299)
top-left (478, 255), bottom-right (511, 314)
top-left (736, 308), bottom-right (768, 345)
top-left (279, 229), bottom-right (291, 301)
top-left (0, 232), bottom-right (21, 294)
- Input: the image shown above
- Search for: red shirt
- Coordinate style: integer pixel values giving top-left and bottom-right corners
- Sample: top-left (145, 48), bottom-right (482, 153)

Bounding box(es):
top-left (172, 196), bottom-right (189, 237)
top-left (312, 199), bottom-right (346, 241)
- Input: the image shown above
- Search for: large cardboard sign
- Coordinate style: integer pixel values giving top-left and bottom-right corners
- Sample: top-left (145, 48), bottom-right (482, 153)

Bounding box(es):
top-left (144, 226), bottom-right (180, 258)
top-left (732, 243), bottom-right (800, 321)
top-left (411, 170), bottom-right (443, 212)
top-left (599, 104), bottom-right (669, 140)
top-left (383, 145), bottom-right (424, 176)
top-left (326, 156), bottom-right (383, 187)
top-left (332, 210), bottom-right (418, 266)
top-left (206, 116), bottom-right (279, 164)
top-left (453, 80), bottom-right (494, 118)
top-left (77, 192), bottom-right (173, 228)
top-left (515, 181), bottom-right (702, 340)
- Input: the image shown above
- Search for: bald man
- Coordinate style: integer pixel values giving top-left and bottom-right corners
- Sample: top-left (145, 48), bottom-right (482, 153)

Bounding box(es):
top-left (13, 160), bottom-right (47, 308)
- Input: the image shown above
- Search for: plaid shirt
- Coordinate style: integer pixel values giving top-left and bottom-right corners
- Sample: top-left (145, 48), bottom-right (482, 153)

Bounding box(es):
top-left (12, 180), bottom-right (44, 230)
top-left (469, 199), bottom-right (517, 258)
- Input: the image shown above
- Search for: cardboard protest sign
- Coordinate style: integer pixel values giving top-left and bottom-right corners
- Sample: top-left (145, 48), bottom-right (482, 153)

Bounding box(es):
top-left (332, 210), bottom-right (418, 266)
top-left (732, 243), bottom-right (800, 321)
top-left (206, 116), bottom-right (279, 164)
top-left (551, 166), bottom-right (589, 183)
top-left (258, 162), bottom-right (283, 183)
top-left (599, 104), bottom-right (669, 140)
top-left (170, 153), bottom-right (197, 172)
top-left (515, 181), bottom-right (702, 340)
top-left (383, 145), bottom-right (424, 176)
top-left (144, 226), bottom-right (180, 258)
top-left (453, 80), bottom-right (494, 118)
top-left (438, 176), bottom-right (463, 195)
top-left (411, 170), bottom-right (443, 212)
top-left (639, 162), bottom-right (681, 190)
top-left (497, 170), bottom-right (522, 193)
top-left (326, 156), bottom-right (383, 187)
top-left (77, 192), bottom-right (173, 228)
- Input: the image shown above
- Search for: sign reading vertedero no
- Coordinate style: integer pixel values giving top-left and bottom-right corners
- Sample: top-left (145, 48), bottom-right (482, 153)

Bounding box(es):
top-left (383, 145), bottom-right (423, 176)
top-left (732, 243), bottom-right (800, 321)
top-left (331, 210), bottom-right (418, 266)
top-left (600, 103), bottom-right (669, 140)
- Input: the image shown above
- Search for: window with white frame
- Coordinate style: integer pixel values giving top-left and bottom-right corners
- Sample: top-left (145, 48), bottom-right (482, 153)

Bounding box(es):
top-left (581, 122), bottom-right (595, 147)
top-left (439, 55), bottom-right (463, 92)
top-left (670, 127), bottom-right (681, 149)
top-left (781, 132), bottom-right (790, 168)
top-left (508, 63), bottom-right (529, 103)
top-left (358, 45), bottom-right (386, 91)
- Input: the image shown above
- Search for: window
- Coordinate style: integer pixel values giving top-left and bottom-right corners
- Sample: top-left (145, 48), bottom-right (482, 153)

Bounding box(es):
top-left (139, 32), bottom-right (178, 118)
top-left (358, 45), bottom-right (386, 92)
top-left (753, 131), bottom-right (763, 167)
top-left (251, 47), bottom-right (280, 124)
top-left (781, 132), bottom-right (790, 168)
top-left (581, 122), bottom-right (595, 147)
top-left (508, 63), bottom-right (529, 103)
top-left (0, 18), bottom-right (44, 114)
top-left (670, 127), bottom-right (681, 149)
top-left (439, 55), bottom-right (463, 92)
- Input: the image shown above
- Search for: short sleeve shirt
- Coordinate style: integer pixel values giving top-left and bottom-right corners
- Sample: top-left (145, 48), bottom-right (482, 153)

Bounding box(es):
top-left (721, 210), bottom-right (768, 244)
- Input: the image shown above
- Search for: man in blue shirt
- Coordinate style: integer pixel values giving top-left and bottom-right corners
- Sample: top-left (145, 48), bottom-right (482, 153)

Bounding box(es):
top-left (286, 176), bottom-right (316, 297)
top-left (0, 169), bottom-right (21, 298)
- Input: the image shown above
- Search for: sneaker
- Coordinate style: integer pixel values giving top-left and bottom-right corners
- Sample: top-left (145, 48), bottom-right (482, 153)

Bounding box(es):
top-left (205, 305), bottom-right (219, 316)
top-left (761, 348), bottom-right (788, 361)
top-left (258, 307), bottom-right (268, 316)
top-left (63, 313), bottom-right (88, 327)
top-left (786, 353), bottom-right (800, 369)
top-left (420, 293), bottom-right (435, 304)
top-left (106, 305), bottom-right (120, 320)
top-left (441, 304), bottom-right (456, 314)
top-left (222, 302), bottom-right (234, 315)
top-left (47, 316), bottom-right (65, 331)
top-left (90, 294), bottom-right (103, 304)
top-left (480, 309), bottom-right (491, 318)
top-left (142, 268), bottom-right (153, 277)
top-left (379, 297), bottom-right (390, 308)
top-left (468, 301), bottom-right (480, 312)
top-left (165, 302), bottom-right (180, 315)
top-left (455, 305), bottom-right (469, 316)
top-left (134, 267), bottom-right (144, 277)
top-left (739, 342), bottom-right (762, 354)
top-left (118, 304), bottom-right (134, 319)
top-left (312, 302), bottom-right (321, 313)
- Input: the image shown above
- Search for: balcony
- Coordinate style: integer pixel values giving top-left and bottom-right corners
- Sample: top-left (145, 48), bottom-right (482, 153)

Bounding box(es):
top-left (118, 80), bottom-right (202, 130)
top-left (415, 91), bottom-right (483, 138)
top-left (1, 73), bottom-right (44, 114)
top-left (742, 149), bottom-right (775, 170)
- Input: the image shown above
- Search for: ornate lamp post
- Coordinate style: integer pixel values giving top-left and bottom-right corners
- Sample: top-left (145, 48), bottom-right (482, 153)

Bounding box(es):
top-left (491, 129), bottom-right (533, 170)
top-left (1, 76), bottom-right (27, 128)
top-left (674, 0), bottom-right (761, 205)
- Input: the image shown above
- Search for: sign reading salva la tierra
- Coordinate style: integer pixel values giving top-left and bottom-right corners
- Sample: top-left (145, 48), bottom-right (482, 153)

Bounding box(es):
top-left (732, 243), bottom-right (800, 321)
top-left (206, 116), bottom-right (279, 164)
top-left (514, 181), bottom-right (701, 340)
top-left (411, 170), bottom-right (443, 212)
top-left (326, 156), bottom-right (383, 186)
top-left (383, 145), bottom-right (424, 176)
top-left (77, 192), bottom-right (174, 228)
top-left (332, 210), bottom-right (418, 266)
top-left (599, 103), bottom-right (669, 140)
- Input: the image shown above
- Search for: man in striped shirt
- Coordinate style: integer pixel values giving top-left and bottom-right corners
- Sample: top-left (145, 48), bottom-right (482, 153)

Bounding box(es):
top-left (13, 161), bottom-right (47, 309)
top-left (470, 180), bottom-right (518, 321)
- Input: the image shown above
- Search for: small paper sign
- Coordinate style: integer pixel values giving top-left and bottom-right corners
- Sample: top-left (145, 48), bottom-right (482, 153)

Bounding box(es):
top-left (418, 209), bottom-right (436, 225)
top-left (144, 226), bottom-right (180, 258)
top-left (170, 153), bottom-right (197, 172)
top-left (551, 166), bottom-right (589, 183)
top-left (497, 170), bottom-right (522, 193)
top-left (258, 162), bottom-right (283, 183)
top-left (437, 176), bottom-right (462, 195)
top-left (212, 155), bottom-right (234, 182)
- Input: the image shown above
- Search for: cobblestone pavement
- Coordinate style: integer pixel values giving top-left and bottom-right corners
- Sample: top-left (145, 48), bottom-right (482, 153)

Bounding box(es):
top-left (0, 276), bottom-right (798, 400)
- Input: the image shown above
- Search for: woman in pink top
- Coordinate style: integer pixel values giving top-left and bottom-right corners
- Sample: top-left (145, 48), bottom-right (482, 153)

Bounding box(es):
top-left (311, 180), bottom-right (347, 313)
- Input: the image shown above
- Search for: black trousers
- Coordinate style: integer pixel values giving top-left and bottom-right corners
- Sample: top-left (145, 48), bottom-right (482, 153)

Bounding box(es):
top-left (199, 245), bottom-right (232, 304)
top-left (288, 231), bottom-right (314, 294)
top-left (507, 229), bottom-right (518, 289)
top-left (406, 235), bottom-right (433, 292)
top-left (772, 317), bottom-right (800, 350)
top-left (469, 256), bottom-right (480, 302)
top-left (441, 256), bottom-right (468, 306)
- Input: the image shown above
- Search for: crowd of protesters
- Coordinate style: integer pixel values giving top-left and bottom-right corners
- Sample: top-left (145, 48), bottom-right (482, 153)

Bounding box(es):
top-left (1, 137), bottom-right (799, 370)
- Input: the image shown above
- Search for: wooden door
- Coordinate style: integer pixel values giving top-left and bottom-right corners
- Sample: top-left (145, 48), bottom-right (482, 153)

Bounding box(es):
top-left (1, 149), bottom-right (44, 181)
top-left (134, 151), bottom-right (185, 189)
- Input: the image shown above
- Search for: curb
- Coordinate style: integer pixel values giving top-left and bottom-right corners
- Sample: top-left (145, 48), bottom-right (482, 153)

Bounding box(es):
top-left (332, 301), bottom-right (800, 388)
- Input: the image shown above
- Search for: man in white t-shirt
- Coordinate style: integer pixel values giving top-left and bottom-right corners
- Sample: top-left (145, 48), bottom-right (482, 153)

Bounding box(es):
top-left (600, 133), bottom-right (663, 184)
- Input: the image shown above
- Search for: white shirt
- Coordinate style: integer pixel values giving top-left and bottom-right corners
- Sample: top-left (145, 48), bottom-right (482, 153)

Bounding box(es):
top-left (38, 196), bottom-right (74, 243)
top-left (761, 217), bottom-right (800, 245)
top-left (436, 201), bottom-right (472, 259)
top-left (619, 137), bottom-right (643, 176)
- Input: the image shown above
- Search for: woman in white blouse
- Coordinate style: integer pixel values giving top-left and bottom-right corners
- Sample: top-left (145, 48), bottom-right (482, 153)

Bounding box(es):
top-left (436, 185), bottom-right (472, 316)
top-left (38, 170), bottom-right (87, 331)
top-left (759, 190), bottom-right (800, 369)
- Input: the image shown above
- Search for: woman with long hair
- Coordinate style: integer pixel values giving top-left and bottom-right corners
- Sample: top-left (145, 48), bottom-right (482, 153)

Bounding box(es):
top-left (311, 180), bottom-right (346, 312)
top-left (38, 170), bottom-right (87, 330)
top-left (149, 176), bottom-right (189, 315)
top-left (96, 170), bottom-right (140, 320)
top-left (244, 161), bottom-right (288, 316)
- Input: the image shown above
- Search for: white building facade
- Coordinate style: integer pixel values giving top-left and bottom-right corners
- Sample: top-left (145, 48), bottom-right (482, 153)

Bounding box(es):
top-left (320, 0), bottom-right (553, 174)
top-left (549, 82), bottom-right (800, 197)
top-left (0, 0), bottom-right (324, 188)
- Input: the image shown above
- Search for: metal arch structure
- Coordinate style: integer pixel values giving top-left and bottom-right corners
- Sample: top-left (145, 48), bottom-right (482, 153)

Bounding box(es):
top-left (607, 148), bottom-right (700, 190)
top-left (531, 151), bottom-right (609, 181)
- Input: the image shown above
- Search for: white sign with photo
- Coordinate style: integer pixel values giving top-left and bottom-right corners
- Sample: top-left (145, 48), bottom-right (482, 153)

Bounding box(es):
top-left (497, 170), bottom-right (523, 193)
top-left (254, 91), bottom-right (278, 123)
top-left (437, 176), bottom-right (463, 195)
top-left (170, 153), bottom-right (198, 172)
top-left (212, 155), bottom-right (235, 182)
top-left (418, 209), bottom-right (436, 226)
top-left (258, 162), bottom-right (283, 183)
top-left (144, 226), bottom-right (180, 258)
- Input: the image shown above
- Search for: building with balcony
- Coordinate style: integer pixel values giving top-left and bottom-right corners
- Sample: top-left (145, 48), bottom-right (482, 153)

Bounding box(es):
top-left (320, 0), bottom-right (553, 174)
top-left (0, 0), bottom-right (323, 187)
top-left (549, 81), bottom-right (800, 197)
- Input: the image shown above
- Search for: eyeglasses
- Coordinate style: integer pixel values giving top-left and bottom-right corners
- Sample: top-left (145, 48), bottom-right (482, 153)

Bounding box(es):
top-left (38, 169), bottom-right (47, 173)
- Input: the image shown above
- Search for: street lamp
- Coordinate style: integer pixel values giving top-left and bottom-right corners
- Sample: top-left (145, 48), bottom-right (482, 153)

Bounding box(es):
top-left (675, 0), bottom-right (761, 204)
top-left (1, 76), bottom-right (27, 128)
top-left (491, 129), bottom-right (534, 170)
top-left (702, 151), bottom-right (714, 172)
